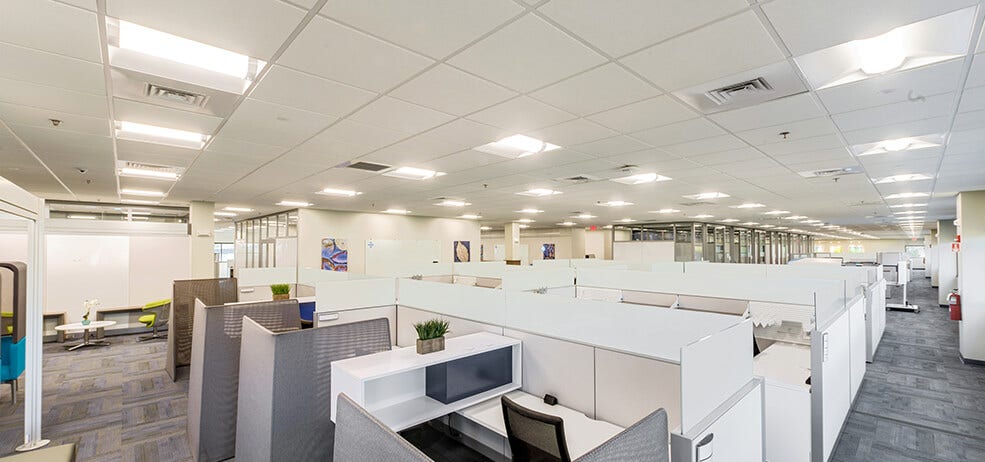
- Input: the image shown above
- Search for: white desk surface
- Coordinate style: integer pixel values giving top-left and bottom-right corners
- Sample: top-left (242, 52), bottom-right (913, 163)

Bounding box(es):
top-left (55, 320), bottom-right (115, 331)
top-left (754, 343), bottom-right (811, 390)
top-left (332, 332), bottom-right (519, 381)
top-left (458, 390), bottom-right (623, 460)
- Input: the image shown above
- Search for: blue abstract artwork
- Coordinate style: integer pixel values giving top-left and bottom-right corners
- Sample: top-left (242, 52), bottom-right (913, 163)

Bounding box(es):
top-left (321, 238), bottom-right (348, 272)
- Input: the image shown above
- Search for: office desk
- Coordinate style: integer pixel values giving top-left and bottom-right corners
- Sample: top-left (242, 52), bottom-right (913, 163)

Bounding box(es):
top-left (459, 390), bottom-right (624, 460)
top-left (753, 343), bottom-right (811, 390)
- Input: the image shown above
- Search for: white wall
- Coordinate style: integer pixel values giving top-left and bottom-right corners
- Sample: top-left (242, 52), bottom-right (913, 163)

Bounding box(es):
top-left (958, 191), bottom-right (985, 362)
top-left (296, 208), bottom-right (480, 274)
top-left (813, 239), bottom-right (913, 256)
top-left (585, 230), bottom-right (606, 258)
top-left (481, 228), bottom-right (578, 262)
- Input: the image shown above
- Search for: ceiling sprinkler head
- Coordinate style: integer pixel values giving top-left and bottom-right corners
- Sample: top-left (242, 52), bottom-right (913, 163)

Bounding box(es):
top-left (49, 119), bottom-right (62, 127)
top-left (779, 131), bottom-right (790, 140)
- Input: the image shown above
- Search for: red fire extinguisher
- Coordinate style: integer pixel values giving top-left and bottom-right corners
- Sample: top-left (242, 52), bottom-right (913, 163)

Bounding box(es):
top-left (949, 291), bottom-right (962, 321)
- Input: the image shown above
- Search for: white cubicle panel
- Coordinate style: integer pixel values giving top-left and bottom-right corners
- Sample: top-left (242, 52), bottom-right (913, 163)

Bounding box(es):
top-left (612, 241), bottom-right (675, 263)
top-left (620, 290), bottom-right (677, 307)
top-left (651, 262), bottom-right (686, 273)
top-left (679, 320), bottom-right (754, 433)
top-left (398, 279), bottom-right (506, 326)
top-left (501, 267), bottom-right (575, 292)
top-left (677, 295), bottom-right (749, 315)
top-left (848, 297), bottom-right (866, 401)
top-left (594, 347), bottom-right (682, 430)
top-left (452, 261), bottom-right (506, 279)
top-left (297, 267), bottom-right (350, 285)
top-left (236, 267), bottom-right (297, 287)
top-left (576, 286), bottom-right (624, 302)
top-left (501, 328), bottom-right (596, 418)
top-left (684, 262), bottom-right (768, 278)
top-left (395, 307), bottom-right (503, 348)
top-left (315, 278), bottom-right (396, 312)
top-left (672, 380), bottom-right (764, 462)
top-left (813, 306), bottom-right (853, 462)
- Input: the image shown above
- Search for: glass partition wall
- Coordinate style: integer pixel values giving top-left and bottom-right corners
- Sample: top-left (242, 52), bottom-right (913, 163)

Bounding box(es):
top-left (234, 210), bottom-right (298, 268)
top-left (617, 221), bottom-right (815, 264)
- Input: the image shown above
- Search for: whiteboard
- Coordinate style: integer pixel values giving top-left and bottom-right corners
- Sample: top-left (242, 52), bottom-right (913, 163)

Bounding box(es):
top-left (129, 235), bottom-right (190, 305)
top-left (364, 239), bottom-right (440, 276)
top-left (46, 235), bottom-right (130, 322)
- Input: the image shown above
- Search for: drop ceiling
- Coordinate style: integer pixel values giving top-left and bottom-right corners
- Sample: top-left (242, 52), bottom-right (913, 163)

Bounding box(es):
top-left (1, 0), bottom-right (984, 239)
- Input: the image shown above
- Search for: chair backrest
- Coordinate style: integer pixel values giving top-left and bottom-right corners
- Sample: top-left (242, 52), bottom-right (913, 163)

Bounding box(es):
top-left (574, 408), bottom-right (669, 462)
top-left (502, 395), bottom-right (572, 462)
top-left (0, 336), bottom-right (25, 381)
top-left (333, 393), bottom-right (433, 462)
top-left (144, 299), bottom-right (171, 319)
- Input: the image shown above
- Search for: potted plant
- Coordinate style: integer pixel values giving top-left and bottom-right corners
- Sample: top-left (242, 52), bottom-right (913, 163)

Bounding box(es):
top-left (270, 284), bottom-right (291, 301)
top-left (414, 319), bottom-right (449, 354)
top-left (81, 299), bottom-right (99, 326)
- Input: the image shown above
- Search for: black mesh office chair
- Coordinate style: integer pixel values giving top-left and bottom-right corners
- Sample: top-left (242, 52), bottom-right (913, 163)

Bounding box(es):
top-left (501, 395), bottom-right (572, 462)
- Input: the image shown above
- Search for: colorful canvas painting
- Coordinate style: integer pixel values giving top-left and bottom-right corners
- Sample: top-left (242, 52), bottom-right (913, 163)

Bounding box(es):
top-left (321, 238), bottom-right (348, 272)
top-left (542, 243), bottom-right (556, 260)
top-left (454, 241), bottom-right (471, 262)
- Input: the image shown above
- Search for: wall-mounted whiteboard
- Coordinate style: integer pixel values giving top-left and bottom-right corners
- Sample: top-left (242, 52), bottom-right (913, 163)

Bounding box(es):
top-left (365, 239), bottom-right (440, 276)
top-left (613, 241), bottom-right (675, 262)
top-left (129, 235), bottom-right (190, 305)
top-left (46, 235), bottom-right (131, 321)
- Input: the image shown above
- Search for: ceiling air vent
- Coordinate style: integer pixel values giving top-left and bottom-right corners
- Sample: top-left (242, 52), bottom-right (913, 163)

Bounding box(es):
top-left (145, 83), bottom-right (209, 107)
top-left (798, 166), bottom-right (861, 178)
top-left (337, 161), bottom-right (392, 172)
top-left (678, 201), bottom-right (715, 207)
top-left (554, 175), bottom-right (600, 184)
top-left (705, 77), bottom-right (773, 106)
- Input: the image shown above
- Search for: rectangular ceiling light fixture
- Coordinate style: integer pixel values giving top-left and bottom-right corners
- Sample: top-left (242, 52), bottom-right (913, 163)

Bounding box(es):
top-left (214, 211), bottom-right (237, 217)
top-left (382, 167), bottom-right (444, 180)
top-left (885, 192), bottom-right (929, 199)
top-left (731, 203), bottom-right (766, 209)
top-left (693, 214), bottom-right (714, 219)
top-left (67, 214), bottom-right (97, 220)
top-left (783, 215), bottom-right (808, 220)
top-left (435, 199), bottom-right (470, 207)
top-left (874, 173), bottom-right (933, 184)
top-left (120, 188), bottom-right (164, 197)
top-left (557, 221), bottom-right (577, 226)
top-left (516, 188), bottom-right (562, 197)
top-left (474, 134), bottom-right (560, 159)
top-left (224, 207), bottom-right (253, 212)
top-left (516, 218), bottom-right (535, 223)
top-left (597, 200), bottom-right (633, 207)
top-left (763, 210), bottom-right (790, 215)
top-left (318, 188), bottom-right (361, 197)
top-left (889, 203), bottom-right (927, 208)
top-left (460, 214), bottom-right (482, 219)
top-left (683, 192), bottom-right (730, 200)
top-left (383, 208), bottom-right (411, 214)
top-left (516, 208), bottom-right (543, 214)
top-left (121, 199), bottom-right (160, 205)
top-left (649, 208), bottom-right (680, 214)
top-left (277, 200), bottom-right (312, 207)
top-left (571, 213), bottom-right (596, 219)
top-left (852, 135), bottom-right (942, 156)
top-left (720, 218), bottom-right (740, 223)
top-left (118, 165), bottom-right (180, 181)
top-left (116, 121), bottom-right (209, 150)
top-left (610, 172), bottom-right (672, 185)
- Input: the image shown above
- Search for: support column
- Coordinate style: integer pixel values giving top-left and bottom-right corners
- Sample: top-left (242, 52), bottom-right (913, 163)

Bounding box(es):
top-left (504, 223), bottom-right (520, 261)
top-left (189, 201), bottom-right (215, 278)
top-left (571, 227), bottom-right (586, 259)
top-left (603, 228), bottom-right (614, 260)
top-left (938, 220), bottom-right (957, 305)
top-left (957, 191), bottom-right (985, 363)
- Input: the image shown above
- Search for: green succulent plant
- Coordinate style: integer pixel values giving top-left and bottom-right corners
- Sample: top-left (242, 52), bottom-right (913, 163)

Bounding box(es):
top-left (270, 284), bottom-right (291, 295)
top-left (414, 319), bottom-right (450, 340)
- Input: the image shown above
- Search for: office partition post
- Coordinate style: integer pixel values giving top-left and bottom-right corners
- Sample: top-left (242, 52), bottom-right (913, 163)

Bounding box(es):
top-left (18, 202), bottom-right (49, 451)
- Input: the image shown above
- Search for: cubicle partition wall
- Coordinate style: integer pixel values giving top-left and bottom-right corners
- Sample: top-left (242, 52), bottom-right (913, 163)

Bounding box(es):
top-left (167, 277), bottom-right (238, 381)
top-left (313, 277), bottom-right (398, 340)
top-left (500, 266), bottom-right (576, 296)
top-left (236, 266), bottom-right (298, 302)
top-left (451, 261), bottom-right (506, 288)
top-left (236, 317), bottom-right (392, 462)
top-left (187, 299), bottom-right (301, 462)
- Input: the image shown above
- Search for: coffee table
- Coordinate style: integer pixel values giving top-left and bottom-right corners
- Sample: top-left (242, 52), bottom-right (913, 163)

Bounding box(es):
top-left (54, 321), bottom-right (116, 351)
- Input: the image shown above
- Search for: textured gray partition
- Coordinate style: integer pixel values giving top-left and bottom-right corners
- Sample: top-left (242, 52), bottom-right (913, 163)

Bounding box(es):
top-left (187, 299), bottom-right (299, 462)
top-left (167, 278), bottom-right (238, 381)
top-left (236, 317), bottom-right (392, 462)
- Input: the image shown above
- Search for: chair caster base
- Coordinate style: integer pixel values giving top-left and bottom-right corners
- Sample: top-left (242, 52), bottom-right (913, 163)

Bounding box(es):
top-left (137, 334), bottom-right (166, 342)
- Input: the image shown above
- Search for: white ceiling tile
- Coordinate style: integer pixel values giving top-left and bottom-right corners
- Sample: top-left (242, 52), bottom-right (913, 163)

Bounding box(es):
top-left (416, 119), bottom-right (510, 152)
top-left (569, 136), bottom-right (653, 158)
top-left (763, 0), bottom-right (979, 55)
top-left (250, 66), bottom-right (377, 118)
top-left (206, 137), bottom-right (285, 163)
top-left (219, 98), bottom-right (336, 147)
top-left (106, 0), bottom-right (305, 60)
top-left (709, 93), bottom-right (825, 132)
top-left (620, 11), bottom-right (785, 91)
top-left (390, 64), bottom-right (517, 116)
top-left (0, 77), bottom-right (107, 119)
top-left (419, 150), bottom-right (507, 174)
top-left (688, 147), bottom-right (765, 166)
top-left (539, 0), bottom-right (749, 57)
top-left (297, 119), bottom-right (408, 157)
top-left (279, 16), bottom-right (434, 92)
top-left (772, 148), bottom-right (854, 166)
top-left (530, 64), bottom-right (660, 116)
top-left (587, 95), bottom-right (697, 133)
top-left (662, 135), bottom-right (747, 157)
top-left (965, 53), bottom-right (985, 88)
top-left (631, 118), bottom-right (726, 146)
top-left (601, 149), bottom-right (680, 167)
top-left (735, 117), bottom-right (839, 146)
top-left (818, 60), bottom-right (964, 114)
top-left (0, 102), bottom-right (107, 136)
top-left (467, 96), bottom-right (576, 131)
top-left (831, 93), bottom-right (954, 132)
top-left (116, 139), bottom-right (196, 167)
top-left (528, 119), bottom-right (618, 147)
top-left (0, 43), bottom-right (105, 95)
top-left (757, 134), bottom-right (845, 157)
top-left (320, 0), bottom-right (522, 59)
top-left (0, 0), bottom-right (101, 63)
top-left (958, 86), bottom-right (985, 113)
top-left (840, 116), bottom-right (951, 145)
top-left (448, 15), bottom-right (606, 92)
top-left (113, 98), bottom-right (223, 134)
top-left (349, 96), bottom-right (455, 135)
top-left (952, 108), bottom-right (985, 132)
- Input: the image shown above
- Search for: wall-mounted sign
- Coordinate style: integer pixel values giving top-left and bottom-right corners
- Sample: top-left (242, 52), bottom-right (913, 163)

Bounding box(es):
top-left (952, 242), bottom-right (960, 253)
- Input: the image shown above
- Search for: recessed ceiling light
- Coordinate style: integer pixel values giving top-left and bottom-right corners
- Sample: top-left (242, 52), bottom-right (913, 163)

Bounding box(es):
top-left (383, 208), bottom-right (411, 214)
top-left (67, 214), bottom-right (96, 220)
top-left (801, 219), bottom-right (822, 223)
top-left (683, 192), bottom-right (730, 200)
top-left (763, 210), bottom-right (790, 215)
top-left (885, 192), bottom-right (929, 199)
top-left (610, 172), bottom-right (672, 185)
top-left (383, 167), bottom-right (445, 181)
top-left (118, 166), bottom-right (179, 181)
top-left (116, 121), bottom-right (208, 150)
top-left (557, 221), bottom-right (577, 226)
top-left (214, 211), bottom-right (237, 217)
top-left (121, 199), bottom-right (160, 205)
top-left (784, 215), bottom-right (808, 220)
top-left (619, 218), bottom-right (636, 223)
top-left (115, 20), bottom-right (262, 79)
top-left (516, 218), bottom-right (535, 223)
top-left (518, 224), bottom-right (529, 229)
top-left (435, 199), bottom-right (470, 207)
top-left (318, 188), bottom-right (361, 197)
top-left (889, 203), bottom-right (927, 208)
top-left (874, 173), bottom-right (933, 184)
top-left (774, 226), bottom-right (789, 230)
top-left (894, 210), bottom-right (926, 215)
top-left (516, 208), bottom-right (544, 214)
top-left (853, 136), bottom-right (943, 156)
top-left (480, 226), bottom-right (492, 231)
top-left (731, 203), bottom-right (766, 209)
top-left (598, 200), bottom-right (633, 207)
top-left (460, 214), bottom-right (481, 219)
top-left (761, 224), bottom-right (776, 228)
top-left (120, 188), bottom-right (164, 197)
top-left (474, 134), bottom-right (560, 159)
top-left (693, 214), bottom-right (714, 219)
top-left (856, 29), bottom-right (906, 75)
top-left (277, 200), bottom-right (312, 207)
top-left (741, 222), bottom-right (759, 226)
top-left (224, 207), bottom-right (253, 212)
top-left (516, 188), bottom-right (562, 197)
top-left (571, 213), bottom-right (596, 219)
top-left (649, 208), bottom-right (680, 214)
top-left (721, 218), bottom-right (740, 223)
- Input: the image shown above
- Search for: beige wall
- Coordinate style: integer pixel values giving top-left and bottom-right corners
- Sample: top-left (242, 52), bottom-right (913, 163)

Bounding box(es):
top-left (585, 230), bottom-right (606, 258)
top-left (481, 228), bottom-right (578, 261)
top-left (296, 208), bottom-right (481, 274)
top-left (813, 239), bottom-right (917, 255)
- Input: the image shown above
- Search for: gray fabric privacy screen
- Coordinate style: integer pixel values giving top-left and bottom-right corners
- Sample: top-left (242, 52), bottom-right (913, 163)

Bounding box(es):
top-left (187, 298), bottom-right (299, 462)
top-left (167, 278), bottom-right (238, 381)
top-left (575, 407), bottom-right (669, 462)
top-left (236, 317), bottom-right (392, 462)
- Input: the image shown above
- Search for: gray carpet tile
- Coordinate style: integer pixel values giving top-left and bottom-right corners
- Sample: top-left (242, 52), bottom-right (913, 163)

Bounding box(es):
top-left (832, 270), bottom-right (985, 462)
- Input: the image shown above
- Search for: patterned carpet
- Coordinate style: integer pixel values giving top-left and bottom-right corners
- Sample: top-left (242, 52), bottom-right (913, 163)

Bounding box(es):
top-left (0, 334), bottom-right (191, 461)
top-left (832, 270), bottom-right (985, 461)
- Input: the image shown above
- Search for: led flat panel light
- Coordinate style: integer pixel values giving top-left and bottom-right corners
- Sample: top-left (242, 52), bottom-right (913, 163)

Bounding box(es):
top-left (474, 134), bottom-right (560, 159)
top-left (784, 215), bottom-right (808, 220)
top-left (852, 135), bottom-right (943, 156)
top-left (121, 188), bottom-right (164, 197)
top-left (885, 192), bottom-right (929, 199)
top-left (382, 167), bottom-right (444, 180)
top-left (693, 214), bottom-right (714, 219)
top-left (610, 172), bottom-right (672, 185)
top-left (224, 207), bottom-right (253, 212)
top-left (619, 218), bottom-right (637, 223)
top-left (741, 222), bottom-right (759, 226)
top-left (794, 7), bottom-right (973, 90)
top-left (383, 209), bottom-right (411, 214)
top-left (214, 212), bottom-right (237, 217)
top-left (597, 200), bottom-right (633, 207)
top-left (557, 221), bottom-right (577, 226)
top-left (68, 215), bottom-right (97, 220)
top-left (874, 173), bottom-right (933, 184)
top-left (516, 208), bottom-right (543, 214)
top-left (435, 200), bottom-right (470, 207)
top-left (318, 188), bottom-right (361, 197)
top-left (649, 209), bottom-right (680, 214)
top-left (731, 203), bottom-right (766, 209)
top-left (116, 121), bottom-right (208, 150)
top-left (118, 20), bottom-right (252, 78)
top-left (518, 224), bottom-right (530, 229)
top-left (683, 192), bottom-right (729, 200)
top-left (277, 201), bottom-right (312, 207)
top-left (121, 199), bottom-right (160, 205)
top-left (571, 214), bottom-right (596, 219)
top-left (118, 167), bottom-right (180, 181)
top-left (480, 226), bottom-right (492, 231)
top-left (516, 188), bottom-right (562, 197)
top-left (889, 203), bottom-right (927, 208)
top-left (460, 214), bottom-right (482, 219)
top-left (720, 218), bottom-right (740, 223)
top-left (763, 210), bottom-right (790, 215)
top-left (516, 218), bottom-right (535, 223)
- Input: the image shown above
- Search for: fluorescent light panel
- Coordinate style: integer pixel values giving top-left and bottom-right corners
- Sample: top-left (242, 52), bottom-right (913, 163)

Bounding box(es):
top-left (516, 188), bottom-right (562, 197)
top-left (516, 208), bottom-right (543, 214)
top-left (435, 199), bottom-right (470, 207)
top-left (382, 167), bottom-right (444, 180)
top-left (763, 210), bottom-right (790, 215)
top-left (474, 134), bottom-right (560, 159)
top-left (67, 215), bottom-right (96, 220)
top-left (683, 192), bottom-right (729, 200)
top-left (224, 207), bottom-right (253, 212)
top-left (277, 201), bottom-right (312, 207)
top-left (116, 121), bottom-right (208, 150)
top-left (890, 203), bottom-right (927, 208)
top-left (318, 188), bottom-right (361, 197)
top-left (610, 172), bottom-right (672, 185)
top-left (121, 199), bottom-right (159, 205)
top-left (598, 200), bottom-right (633, 207)
top-left (383, 209), bottom-right (411, 214)
top-left (731, 203), bottom-right (766, 209)
top-left (120, 188), bottom-right (164, 197)
top-left (649, 209), bottom-right (680, 214)
top-left (693, 214), bottom-right (714, 219)
top-left (118, 167), bottom-right (179, 181)
top-left (460, 214), bottom-right (482, 219)
top-left (117, 20), bottom-right (257, 79)
top-left (885, 192), bottom-right (929, 199)
top-left (874, 173), bottom-right (933, 184)
top-left (214, 211), bottom-right (237, 217)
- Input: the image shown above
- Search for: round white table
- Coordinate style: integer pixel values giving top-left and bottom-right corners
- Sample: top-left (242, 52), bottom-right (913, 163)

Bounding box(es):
top-left (54, 321), bottom-right (116, 351)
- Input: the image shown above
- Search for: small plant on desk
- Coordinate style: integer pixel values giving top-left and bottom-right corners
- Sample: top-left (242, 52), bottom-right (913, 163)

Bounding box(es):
top-left (414, 319), bottom-right (450, 354)
top-left (270, 284), bottom-right (291, 301)
top-left (82, 299), bottom-right (99, 326)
